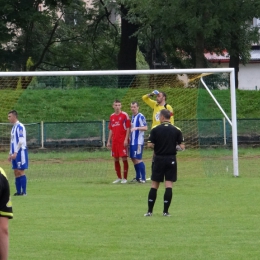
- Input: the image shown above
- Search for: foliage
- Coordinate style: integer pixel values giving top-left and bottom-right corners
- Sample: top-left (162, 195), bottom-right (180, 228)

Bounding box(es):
top-left (125, 0), bottom-right (260, 74)
top-left (1, 0), bottom-right (260, 83)
top-left (136, 48), bottom-right (149, 70)
top-left (0, 0), bottom-right (120, 71)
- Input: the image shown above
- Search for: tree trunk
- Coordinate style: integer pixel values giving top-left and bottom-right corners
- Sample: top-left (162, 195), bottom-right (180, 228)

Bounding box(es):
top-left (117, 5), bottom-right (138, 88)
top-left (195, 32), bottom-right (206, 68)
top-left (118, 4), bottom-right (138, 70)
top-left (229, 54), bottom-right (239, 89)
top-left (228, 32), bottom-right (240, 89)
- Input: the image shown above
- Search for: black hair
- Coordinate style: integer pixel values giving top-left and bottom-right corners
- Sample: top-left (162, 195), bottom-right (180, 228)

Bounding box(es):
top-left (161, 92), bottom-right (167, 100)
top-left (160, 109), bottom-right (171, 119)
top-left (113, 99), bottom-right (121, 103)
top-left (131, 101), bottom-right (139, 106)
top-left (8, 110), bottom-right (18, 117)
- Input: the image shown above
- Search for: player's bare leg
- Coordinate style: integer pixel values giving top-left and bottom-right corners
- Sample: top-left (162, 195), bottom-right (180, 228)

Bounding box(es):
top-left (0, 217), bottom-right (9, 260)
top-left (14, 169), bottom-right (24, 177)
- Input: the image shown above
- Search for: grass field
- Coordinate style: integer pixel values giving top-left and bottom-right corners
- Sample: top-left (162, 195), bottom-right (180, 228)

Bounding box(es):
top-left (1, 147), bottom-right (260, 260)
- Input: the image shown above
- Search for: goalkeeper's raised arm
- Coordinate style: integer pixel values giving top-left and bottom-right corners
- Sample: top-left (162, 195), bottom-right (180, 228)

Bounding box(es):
top-left (142, 90), bottom-right (174, 128)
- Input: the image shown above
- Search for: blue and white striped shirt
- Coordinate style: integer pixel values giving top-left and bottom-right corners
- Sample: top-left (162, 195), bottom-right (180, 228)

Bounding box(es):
top-left (10, 121), bottom-right (27, 154)
top-left (130, 113), bottom-right (147, 145)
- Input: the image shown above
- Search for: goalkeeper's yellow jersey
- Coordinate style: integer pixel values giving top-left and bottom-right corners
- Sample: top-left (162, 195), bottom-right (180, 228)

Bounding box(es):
top-left (142, 95), bottom-right (174, 128)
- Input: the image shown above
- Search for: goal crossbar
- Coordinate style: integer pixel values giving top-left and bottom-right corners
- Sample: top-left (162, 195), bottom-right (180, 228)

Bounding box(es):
top-left (0, 68), bottom-right (234, 77)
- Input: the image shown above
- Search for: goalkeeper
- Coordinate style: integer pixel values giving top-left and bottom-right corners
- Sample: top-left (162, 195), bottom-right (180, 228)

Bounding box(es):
top-left (142, 90), bottom-right (174, 128)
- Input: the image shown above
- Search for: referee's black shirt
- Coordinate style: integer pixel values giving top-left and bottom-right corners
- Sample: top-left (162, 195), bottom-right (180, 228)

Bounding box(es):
top-left (148, 122), bottom-right (184, 156)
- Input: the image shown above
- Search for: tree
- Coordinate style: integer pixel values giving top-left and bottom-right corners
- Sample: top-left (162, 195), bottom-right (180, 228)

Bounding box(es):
top-left (126, 0), bottom-right (260, 88)
top-left (126, 0), bottom-right (221, 68)
top-left (0, 0), bottom-right (121, 72)
top-left (216, 0), bottom-right (260, 88)
top-left (0, 0), bottom-right (68, 71)
top-left (117, 4), bottom-right (138, 70)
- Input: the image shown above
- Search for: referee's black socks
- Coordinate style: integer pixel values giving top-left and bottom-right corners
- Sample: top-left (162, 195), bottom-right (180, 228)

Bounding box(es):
top-left (148, 188), bottom-right (157, 213)
top-left (163, 187), bottom-right (172, 214)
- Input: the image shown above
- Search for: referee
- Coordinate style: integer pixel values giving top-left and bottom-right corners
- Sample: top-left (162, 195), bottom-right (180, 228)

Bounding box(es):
top-left (144, 109), bottom-right (185, 217)
top-left (0, 167), bottom-right (13, 260)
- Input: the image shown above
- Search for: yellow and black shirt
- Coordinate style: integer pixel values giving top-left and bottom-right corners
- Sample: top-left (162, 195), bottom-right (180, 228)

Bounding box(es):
top-left (142, 95), bottom-right (174, 128)
top-left (0, 167), bottom-right (13, 219)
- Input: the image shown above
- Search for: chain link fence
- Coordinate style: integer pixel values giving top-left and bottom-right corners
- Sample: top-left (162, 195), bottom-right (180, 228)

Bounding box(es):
top-left (0, 119), bottom-right (260, 150)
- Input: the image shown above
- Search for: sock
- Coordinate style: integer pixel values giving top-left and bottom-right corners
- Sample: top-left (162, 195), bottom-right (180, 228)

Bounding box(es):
top-left (20, 175), bottom-right (27, 194)
top-left (163, 188), bottom-right (173, 213)
top-left (139, 162), bottom-right (146, 181)
top-left (148, 188), bottom-right (157, 213)
top-left (114, 161), bottom-right (122, 179)
top-left (123, 160), bottom-right (128, 179)
top-left (15, 176), bottom-right (22, 194)
top-left (134, 164), bottom-right (140, 180)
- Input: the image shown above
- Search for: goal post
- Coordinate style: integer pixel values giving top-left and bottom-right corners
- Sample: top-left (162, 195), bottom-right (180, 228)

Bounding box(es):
top-left (0, 68), bottom-right (239, 178)
top-left (200, 70), bottom-right (238, 177)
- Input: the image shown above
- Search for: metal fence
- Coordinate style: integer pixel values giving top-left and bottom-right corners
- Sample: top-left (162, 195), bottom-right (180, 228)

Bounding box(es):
top-left (0, 119), bottom-right (260, 150)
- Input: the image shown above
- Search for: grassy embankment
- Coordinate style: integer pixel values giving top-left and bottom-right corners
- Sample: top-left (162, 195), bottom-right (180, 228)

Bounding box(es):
top-left (0, 87), bottom-right (260, 123)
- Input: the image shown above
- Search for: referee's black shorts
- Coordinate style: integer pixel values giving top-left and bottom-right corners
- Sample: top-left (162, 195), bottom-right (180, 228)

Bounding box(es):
top-left (152, 155), bottom-right (177, 183)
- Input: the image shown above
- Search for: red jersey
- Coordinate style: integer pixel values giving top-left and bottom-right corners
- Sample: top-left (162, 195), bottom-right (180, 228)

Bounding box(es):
top-left (109, 111), bottom-right (130, 144)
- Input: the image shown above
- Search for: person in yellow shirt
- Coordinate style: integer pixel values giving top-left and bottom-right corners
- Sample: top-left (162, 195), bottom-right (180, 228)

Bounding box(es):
top-left (142, 90), bottom-right (174, 128)
top-left (142, 90), bottom-right (176, 179)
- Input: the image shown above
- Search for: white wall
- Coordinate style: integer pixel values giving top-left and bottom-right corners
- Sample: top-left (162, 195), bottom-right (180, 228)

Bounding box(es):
top-left (238, 63), bottom-right (260, 90)
top-left (210, 62), bottom-right (260, 90)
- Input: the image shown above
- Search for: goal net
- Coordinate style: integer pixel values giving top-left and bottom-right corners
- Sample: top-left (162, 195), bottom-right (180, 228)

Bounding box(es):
top-left (0, 69), bottom-right (238, 183)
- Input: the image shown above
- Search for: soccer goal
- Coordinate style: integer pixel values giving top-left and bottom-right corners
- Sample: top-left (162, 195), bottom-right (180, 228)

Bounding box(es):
top-left (0, 68), bottom-right (238, 180)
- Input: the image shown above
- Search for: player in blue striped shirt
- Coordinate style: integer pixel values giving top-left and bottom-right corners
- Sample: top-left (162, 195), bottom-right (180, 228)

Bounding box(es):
top-left (129, 102), bottom-right (148, 183)
top-left (8, 110), bottom-right (28, 196)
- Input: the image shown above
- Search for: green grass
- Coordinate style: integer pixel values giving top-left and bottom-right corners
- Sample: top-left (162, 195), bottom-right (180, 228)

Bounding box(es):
top-left (1, 86), bottom-right (260, 123)
top-left (1, 148), bottom-right (259, 260)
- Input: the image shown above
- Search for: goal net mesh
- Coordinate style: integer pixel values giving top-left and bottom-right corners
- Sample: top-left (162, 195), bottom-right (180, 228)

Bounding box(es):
top-left (0, 71), bottom-right (235, 183)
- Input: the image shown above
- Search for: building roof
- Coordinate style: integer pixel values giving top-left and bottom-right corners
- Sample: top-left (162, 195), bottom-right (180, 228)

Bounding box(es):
top-left (205, 49), bottom-right (260, 63)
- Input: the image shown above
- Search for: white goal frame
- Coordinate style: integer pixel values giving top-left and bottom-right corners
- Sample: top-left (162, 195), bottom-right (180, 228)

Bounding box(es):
top-left (0, 68), bottom-right (239, 177)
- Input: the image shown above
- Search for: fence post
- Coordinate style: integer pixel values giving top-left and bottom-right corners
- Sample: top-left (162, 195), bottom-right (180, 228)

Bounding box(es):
top-left (102, 120), bottom-right (106, 148)
top-left (223, 117), bottom-right (226, 145)
top-left (40, 121), bottom-right (45, 149)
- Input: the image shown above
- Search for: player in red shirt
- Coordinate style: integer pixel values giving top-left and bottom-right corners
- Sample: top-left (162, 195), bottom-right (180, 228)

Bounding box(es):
top-left (107, 100), bottom-right (131, 184)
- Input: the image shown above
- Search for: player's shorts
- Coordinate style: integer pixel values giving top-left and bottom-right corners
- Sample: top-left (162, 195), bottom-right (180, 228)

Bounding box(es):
top-left (111, 142), bottom-right (128, 158)
top-left (0, 171), bottom-right (13, 219)
top-left (129, 144), bottom-right (144, 159)
top-left (12, 148), bottom-right (29, 170)
top-left (152, 155), bottom-right (177, 183)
